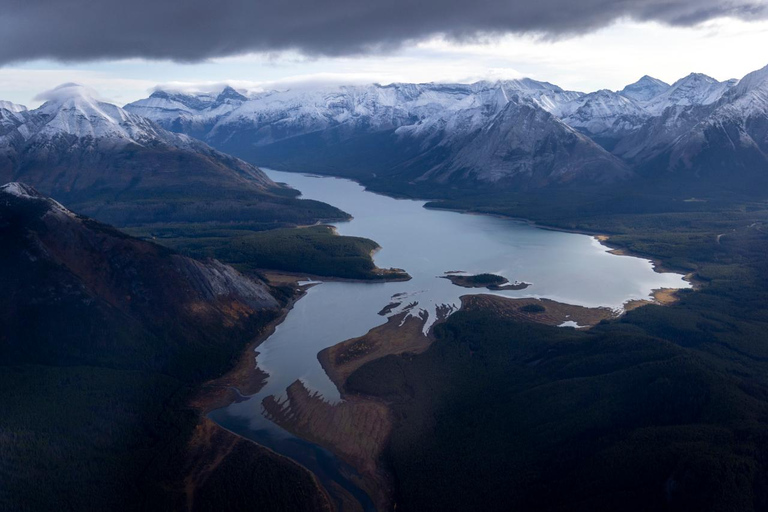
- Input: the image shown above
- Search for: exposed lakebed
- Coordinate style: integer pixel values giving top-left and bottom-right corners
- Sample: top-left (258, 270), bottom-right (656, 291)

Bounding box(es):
top-left (210, 170), bottom-right (690, 508)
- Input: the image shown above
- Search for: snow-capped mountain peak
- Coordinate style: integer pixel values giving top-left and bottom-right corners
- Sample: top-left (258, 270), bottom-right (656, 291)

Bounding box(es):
top-left (0, 84), bottom-right (280, 227)
top-left (643, 73), bottom-right (736, 114)
top-left (619, 75), bottom-right (670, 102)
top-left (215, 85), bottom-right (248, 103)
top-left (125, 85), bottom-right (250, 139)
top-left (0, 100), bottom-right (29, 135)
top-left (0, 100), bottom-right (28, 114)
top-left (27, 84), bottom-right (163, 144)
top-left (11, 83), bottom-right (181, 147)
top-left (36, 82), bottom-right (102, 105)
top-left (147, 89), bottom-right (216, 110)
top-left (1, 182), bottom-right (41, 199)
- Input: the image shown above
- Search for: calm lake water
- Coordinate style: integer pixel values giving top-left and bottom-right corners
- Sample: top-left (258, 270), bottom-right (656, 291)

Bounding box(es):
top-left (210, 169), bottom-right (690, 508)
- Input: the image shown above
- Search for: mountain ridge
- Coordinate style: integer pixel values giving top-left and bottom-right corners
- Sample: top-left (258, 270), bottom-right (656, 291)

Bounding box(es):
top-left (0, 83), bottom-right (348, 227)
top-left (122, 64), bottom-right (768, 196)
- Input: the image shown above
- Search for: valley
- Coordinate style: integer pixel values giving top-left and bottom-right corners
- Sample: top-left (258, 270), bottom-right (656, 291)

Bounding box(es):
top-left (3, 60), bottom-right (768, 512)
top-left (217, 167), bottom-right (768, 512)
top-left (206, 169), bottom-right (690, 510)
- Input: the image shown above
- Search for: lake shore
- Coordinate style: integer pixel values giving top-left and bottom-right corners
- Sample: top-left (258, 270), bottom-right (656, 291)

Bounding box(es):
top-left (192, 262), bottom-right (690, 511)
top-left (255, 293), bottom-right (627, 510)
top-left (184, 280), bottom-right (351, 512)
top-left (423, 204), bottom-right (700, 287)
top-left (189, 170), bottom-right (695, 511)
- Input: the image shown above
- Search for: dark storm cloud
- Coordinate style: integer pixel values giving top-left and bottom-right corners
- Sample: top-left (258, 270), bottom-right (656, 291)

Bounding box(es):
top-left (0, 0), bottom-right (766, 64)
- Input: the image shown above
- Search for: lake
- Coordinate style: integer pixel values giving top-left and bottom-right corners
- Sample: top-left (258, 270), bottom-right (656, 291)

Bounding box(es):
top-left (210, 169), bottom-right (690, 509)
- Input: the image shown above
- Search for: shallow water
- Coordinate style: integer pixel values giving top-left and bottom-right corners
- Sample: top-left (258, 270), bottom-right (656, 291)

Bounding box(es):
top-left (210, 169), bottom-right (690, 506)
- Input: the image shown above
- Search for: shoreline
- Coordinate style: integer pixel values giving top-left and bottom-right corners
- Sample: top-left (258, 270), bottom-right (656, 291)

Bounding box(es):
top-left (188, 170), bottom-right (700, 511)
top-left (191, 280), bottom-right (315, 414)
top-left (190, 266), bottom-right (690, 511)
top-left (261, 293), bottom-right (627, 509)
top-left (424, 204), bottom-right (700, 290)
top-left (267, 167), bottom-right (698, 289)
top-left (185, 281), bottom-right (346, 511)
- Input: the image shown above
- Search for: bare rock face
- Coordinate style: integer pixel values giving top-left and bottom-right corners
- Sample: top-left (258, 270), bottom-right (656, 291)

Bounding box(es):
top-left (173, 257), bottom-right (278, 311)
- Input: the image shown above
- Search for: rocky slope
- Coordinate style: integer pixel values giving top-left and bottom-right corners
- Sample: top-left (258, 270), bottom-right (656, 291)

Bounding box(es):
top-left (0, 181), bottom-right (279, 371)
top-left (0, 84), bottom-right (346, 226)
top-left (406, 97), bottom-right (631, 188)
top-left (0, 182), bottom-right (335, 511)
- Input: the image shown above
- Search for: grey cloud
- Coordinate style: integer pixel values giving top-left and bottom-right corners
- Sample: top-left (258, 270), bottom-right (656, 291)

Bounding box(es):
top-left (0, 0), bottom-right (766, 64)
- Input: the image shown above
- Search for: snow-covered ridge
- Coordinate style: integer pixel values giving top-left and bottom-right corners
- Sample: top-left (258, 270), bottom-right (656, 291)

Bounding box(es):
top-left (29, 83), bottom-right (171, 145)
top-left (642, 73), bottom-right (737, 115)
top-left (0, 83), bottom-right (208, 153)
top-left (1, 182), bottom-right (78, 219)
top-left (620, 76), bottom-right (670, 102)
top-left (729, 63), bottom-right (768, 100)
top-left (124, 69), bottom-right (747, 149)
top-left (0, 101), bottom-right (27, 113)
top-left (558, 89), bottom-right (650, 138)
top-left (118, 65), bottom-right (768, 187)
top-left (1, 182), bottom-right (40, 199)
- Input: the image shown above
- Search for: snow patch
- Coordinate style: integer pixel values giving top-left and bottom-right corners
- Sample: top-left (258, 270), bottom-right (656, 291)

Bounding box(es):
top-left (558, 320), bottom-right (587, 329)
top-left (1, 182), bottom-right (38, 198)
top-left (1, 182), bottom-right (77, 219)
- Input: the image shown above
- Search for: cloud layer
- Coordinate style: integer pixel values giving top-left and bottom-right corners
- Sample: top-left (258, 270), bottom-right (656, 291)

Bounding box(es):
top-left (1, 0), bottom-right (766, 64)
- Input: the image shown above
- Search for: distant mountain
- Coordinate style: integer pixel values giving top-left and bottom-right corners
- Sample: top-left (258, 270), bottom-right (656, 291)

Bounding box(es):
top-left (127, 64), bottom-right (768, 196)
top-left (0, 100), bottom-right (28, 137)
top-left (557, 89), bottom-right (651, 148)
top-left (396, 96), bottom-right (630, 188)
top-left (0, 84), bottom-right (346, 226)
top-left (640, 65), bottom-right (768, 191)
top-left (128, 80), bottom-right (628, 191)
top-left (0, 100), bottom-right (27, 113)
top-left (127, 80), bottom-right (583, 147)
top-left (611, 103), bottom-right (707, 163)
top-left (642, 73), bottom-right (737, 115)
top-left (126, 85), bottom-right (249, 140)
top-left (619, 75), bottom-right (670, 102)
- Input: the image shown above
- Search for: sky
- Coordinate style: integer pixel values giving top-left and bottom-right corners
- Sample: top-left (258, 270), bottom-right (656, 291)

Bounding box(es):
top-left (1, 0), bottom-right (768, 108)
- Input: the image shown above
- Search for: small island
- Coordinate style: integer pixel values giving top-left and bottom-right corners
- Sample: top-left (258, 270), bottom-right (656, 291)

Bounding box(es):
top-left (440, 272), bottom-right (530, 291)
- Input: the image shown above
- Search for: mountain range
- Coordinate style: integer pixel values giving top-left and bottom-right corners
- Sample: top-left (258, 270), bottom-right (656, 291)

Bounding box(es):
top-left (2, 65), bottom-right (766, 226)
top-left (124, 63), bottom-right (768, 195)
top-left (0, 83), bottom-right (346, 227)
